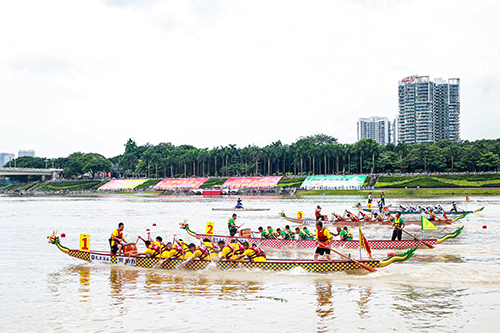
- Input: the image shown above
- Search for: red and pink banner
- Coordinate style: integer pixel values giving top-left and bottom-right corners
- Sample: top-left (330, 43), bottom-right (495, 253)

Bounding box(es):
top-left (98, 179), bottom-right (147, 190)
top-left (153, 178), bottom-right (209, 190)
top-left (222, 176), bottom-right (282, 188)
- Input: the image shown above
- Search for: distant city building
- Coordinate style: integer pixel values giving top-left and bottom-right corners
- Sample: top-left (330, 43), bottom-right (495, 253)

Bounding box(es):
top-left (391, 119), bottom-right (397, 144)
top-left (357, 117), bottom-right (391, 145)
top-left (398, 75), bottom-right (460, 144)
top-left (18, 149), bottom-right (35, 158)
top-left (0, 153), bottom-right (15, 167)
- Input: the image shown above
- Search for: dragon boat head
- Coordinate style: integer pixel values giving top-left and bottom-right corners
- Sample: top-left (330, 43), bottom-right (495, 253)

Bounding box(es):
top-left (179, 220), bottom-right (189, 230)
top-left (47, 231), bottom-right (59, 244)
top-left (279, 211), bottom-right (285, 217)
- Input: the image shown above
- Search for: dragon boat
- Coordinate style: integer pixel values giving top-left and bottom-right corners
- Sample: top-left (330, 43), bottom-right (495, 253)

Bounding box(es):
top-left (181, 222), bottom-right (464, 250)
top-left (279, 212), bottom-right (458, 226)
top-left (47, 231), bottom-right (416, 273)
top-left (354, 204), bottom-right (484, 216)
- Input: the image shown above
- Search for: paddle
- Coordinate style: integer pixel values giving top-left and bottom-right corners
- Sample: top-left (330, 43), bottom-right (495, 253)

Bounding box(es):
top-left (398, 228), bottom-right (434, 249)
top-left (319, 241), bottom-right (377, 273)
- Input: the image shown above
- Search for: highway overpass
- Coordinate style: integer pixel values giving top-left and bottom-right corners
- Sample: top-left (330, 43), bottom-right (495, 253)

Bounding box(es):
top-left (0, 167), bottom-right (63, 180)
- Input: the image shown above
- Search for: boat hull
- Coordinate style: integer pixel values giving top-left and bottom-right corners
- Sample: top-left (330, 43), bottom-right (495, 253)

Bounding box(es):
top-left (193, 233), bottom-right (437, 250)
top-left (66, 249), bottom-right (380, 273)
top-left (359, 208), bottom-right (474, 216)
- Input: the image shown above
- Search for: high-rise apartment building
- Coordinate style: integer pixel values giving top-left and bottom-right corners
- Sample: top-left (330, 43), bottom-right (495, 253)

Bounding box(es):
top-left (357, 117), bottom-right (391, 145)
top-left (18, 149), bottom-right (35, 158)
top-left (398, 75), bottom-right (460, 144)
top-left (0, 153), bottom-right (15, 167)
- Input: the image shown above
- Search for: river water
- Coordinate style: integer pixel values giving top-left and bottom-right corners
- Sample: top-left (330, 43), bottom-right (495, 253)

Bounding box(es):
top-left (0, 194), bottom-right (498, 332)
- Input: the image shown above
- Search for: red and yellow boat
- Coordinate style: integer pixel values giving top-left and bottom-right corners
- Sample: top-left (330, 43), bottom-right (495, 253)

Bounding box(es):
top-left (279, 211), bottom-right (457, 226)
top-left (180, 223), bottom-right (464, 250)
top-left (47, 231), bottom-right (417, 273)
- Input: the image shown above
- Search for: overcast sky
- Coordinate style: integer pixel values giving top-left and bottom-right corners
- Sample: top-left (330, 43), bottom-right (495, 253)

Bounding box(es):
top-left (1, 0), bottom-right (499, 158)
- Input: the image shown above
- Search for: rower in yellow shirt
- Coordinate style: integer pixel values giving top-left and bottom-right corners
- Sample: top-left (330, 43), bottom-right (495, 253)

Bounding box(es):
top-left (181, 242), bottom-right (212, 265)
top-left (203, 238), bottom-right (219, 260)
top-left (232, 242), bottom-right (267, 262)
top-left (218, 239), bottom-right (244, 261)
top-left (173, 234), bottom-right (192, 259)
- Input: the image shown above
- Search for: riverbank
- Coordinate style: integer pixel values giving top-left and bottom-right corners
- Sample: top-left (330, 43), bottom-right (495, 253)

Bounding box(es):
top-left (296, 188), bottom-right (500, 196)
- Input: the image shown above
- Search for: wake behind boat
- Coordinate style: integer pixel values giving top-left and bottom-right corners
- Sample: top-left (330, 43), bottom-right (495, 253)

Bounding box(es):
top-left (47, 231), bottom-right (416, 273)
top-left (180, 223), bottom-right (464, 250)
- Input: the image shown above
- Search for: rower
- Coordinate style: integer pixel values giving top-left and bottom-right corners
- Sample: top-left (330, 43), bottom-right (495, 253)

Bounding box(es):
top-left (450, 201), bottom-right (462, 212)
top-left (267, 226), bottom-right (278, 238)
top-left (367, 192), bottom-right (372, 209)
top-left (314, 221), bottom-right (332, 262)
top-left (173, 235), bottom-right (192, 259)
top-left (332, 212), bottom-right (345, 222)
top-left (228, 213), bottom-right (239, 237)
top-left (182, 242), bottom-right (212, 264)
top-left (384, 212), bottom-right (394, 223)
top-left (372, 212), bottom-right (383, 222)
top-left (340, 227), bottom-right (353, 241)
top-left (296, 226), bottom-right (315, 240)
top-left (218, 239), bottom-right (244, 261)
top-left (258, 226), bottom-right (274, 239)
top-left (110, 223), bottom-right (126, 255)
top-left (391, 212), bottom-right (405, 241)
top-left (232, 242), bottom-right (266, 262)
top-left (129, 240), bottom-right (161, 258)
top-left (235, 197), bottom-right (243, 209)
top-left (284, 225), bottom-right (295, 240)
top-left (203, 238), bottom-right (220, 260)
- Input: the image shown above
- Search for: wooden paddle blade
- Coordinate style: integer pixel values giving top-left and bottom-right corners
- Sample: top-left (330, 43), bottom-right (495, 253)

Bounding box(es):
top-left (352, 259), bottom-right (377, 272)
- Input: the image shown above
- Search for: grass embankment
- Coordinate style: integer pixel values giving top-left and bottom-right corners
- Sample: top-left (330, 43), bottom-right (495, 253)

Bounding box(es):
top-left (375, 174), bottom-right (500, 188)
top-left (32, 180), bottom-right (107, 191)
top-left (136, 179), bottom-right (161, 189)
top-left (200, 178), bottom-right (227, 189)
top-left (278, 177), bottom-right (306, 188)
top-left (1, 182), bottom-right (37, 191)
top-left (297, 188), bottom-right (500, 197)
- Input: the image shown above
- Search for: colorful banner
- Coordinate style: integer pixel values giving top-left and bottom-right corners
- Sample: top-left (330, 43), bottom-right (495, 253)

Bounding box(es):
top-left (153, 178), bottom-right (209, 190)
top-left (301, 175), bottom-right (367, 189)
top-left (98, 179), bottom-right (147, 190)
top-left (222, 176), bottom-right (282, 188)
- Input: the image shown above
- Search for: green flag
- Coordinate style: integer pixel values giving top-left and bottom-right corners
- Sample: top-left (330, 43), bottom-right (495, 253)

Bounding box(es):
top-left (421, 216), bottom-right (439, 231)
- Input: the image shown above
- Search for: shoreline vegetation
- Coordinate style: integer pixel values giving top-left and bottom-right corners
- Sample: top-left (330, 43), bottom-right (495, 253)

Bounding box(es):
top-left (2, 173), bottom-right (500, 196)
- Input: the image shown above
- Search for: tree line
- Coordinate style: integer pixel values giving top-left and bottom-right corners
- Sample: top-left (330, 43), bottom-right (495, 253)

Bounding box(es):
top-left (4, 134), bottom-right (500, 180)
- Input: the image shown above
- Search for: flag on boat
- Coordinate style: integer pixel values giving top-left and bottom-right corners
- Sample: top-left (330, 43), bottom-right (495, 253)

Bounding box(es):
top-left (442, 210), bottom-right (448, 220)
top-left (466, 195), bottom-right (471, 203)
top-left (358, 228), bottom-right (373, 260)
top-left (473, 206), bottom-right (484, 213)
top-left (421, 216), bottom-right (439, 231)
top-left (452, 212), bottom-right (468, 222)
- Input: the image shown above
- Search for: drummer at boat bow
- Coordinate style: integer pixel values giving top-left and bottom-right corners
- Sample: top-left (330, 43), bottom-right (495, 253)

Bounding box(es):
top-left (391, 212), bottom-right (405, 241)
top-left (315, 206), bottom-right (326, 221)
top-left (231, 242), bottom-right (267, 262)
top-left (228, 214), bottom-right (239, 237)
top-left (314, 221), bottom-right (333, 262)
top-left (110, 223), bottom-right (126, 255)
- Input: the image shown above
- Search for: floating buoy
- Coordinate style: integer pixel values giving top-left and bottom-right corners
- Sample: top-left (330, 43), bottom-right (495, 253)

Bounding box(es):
top-left (61, 233), bottom-right (66, 238)
top-left (387, 251), bottom-right (395, 257)
top-left (146, 228), bottom-right (150, 232)
top-left (152, 223), bottom-right (156, 226)
top-left (483, 225), bottom-right (487, 229)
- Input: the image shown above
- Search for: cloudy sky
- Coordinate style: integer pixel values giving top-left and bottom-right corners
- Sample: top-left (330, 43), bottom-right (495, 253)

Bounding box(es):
top-left (1, 0), bottom-right (499, 158)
